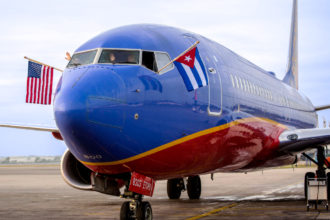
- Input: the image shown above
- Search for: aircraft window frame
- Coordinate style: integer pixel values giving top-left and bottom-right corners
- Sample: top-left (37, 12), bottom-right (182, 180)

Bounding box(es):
top-left (230, 74), bottom-right (235, 88)
top-left (97, 48), bottom-right (141, 65)
top-left (67, 49), bottom-right (98, 68)
top-left (239, 77), bottom-right (243, 91)
top-left (250, 82), bottom-right (253, 94)
top-left (135, 49), bottom-right (174, 74)
top-left (245, 79), bottom-right (249, 93)
top-left (234, 75), bottom-right (240, 89)
top-left (246, 79), bottom-right (251, 93)
top-left (246, 80), bottom-right (251, 93)
top-left (153, 51), bottom-right (174, 74)
top-left (67, 48), bottom-right (174, 74)
top-left (252, 83), bottom-right (256, 95)
top-left (262, 88), bottom-right (266, 98)
top-left (256, 85), bottom-right (260, 96)
top-left (242, 79), bottom-right (247, 92)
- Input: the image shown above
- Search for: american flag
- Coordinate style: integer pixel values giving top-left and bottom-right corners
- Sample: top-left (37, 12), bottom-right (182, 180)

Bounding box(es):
top-left (26, 61), bottom-right (54, 105)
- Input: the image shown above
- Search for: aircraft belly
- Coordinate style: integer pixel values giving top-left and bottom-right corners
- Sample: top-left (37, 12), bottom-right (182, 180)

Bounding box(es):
top-left (83, 117), bottom-right (287, 180)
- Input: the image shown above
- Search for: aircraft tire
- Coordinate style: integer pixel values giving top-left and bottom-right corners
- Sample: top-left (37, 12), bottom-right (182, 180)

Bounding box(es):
top-left (136, 201), bottom-right (153, 220)
top-left (120, 201), bottom-right (132, 220)
top-left (167, 178), bottom-right (183, 199)
top-left (187, 176), bottom-right (201, 200)
top-left (304, 172), bottom-right (315, 200)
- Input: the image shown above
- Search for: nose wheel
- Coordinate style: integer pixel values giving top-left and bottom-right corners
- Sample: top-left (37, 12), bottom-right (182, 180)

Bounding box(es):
top-left (136, 201), bottom-right (152, 220)
top-left (120, 201), bottom-right (132, 219)
top-left (120, 186), bottom-right (153, 220)
top-left (120, 200), bottom-right (153, 220)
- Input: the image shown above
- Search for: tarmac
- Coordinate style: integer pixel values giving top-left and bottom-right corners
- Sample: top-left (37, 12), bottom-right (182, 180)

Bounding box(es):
top-left (0, 165), bottom-right (329, 219)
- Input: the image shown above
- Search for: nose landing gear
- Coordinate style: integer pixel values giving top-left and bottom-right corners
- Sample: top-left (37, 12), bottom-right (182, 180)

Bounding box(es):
top-left (119, 172), bottom-right (155, 220)
top-left (120, 191), bottom-right (153, 220)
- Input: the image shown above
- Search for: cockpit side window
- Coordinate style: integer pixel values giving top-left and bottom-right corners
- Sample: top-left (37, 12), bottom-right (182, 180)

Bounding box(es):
top-left (154, 52), bottom-right (173, 74)
top-left (142, 51), bottom-right (173, 74)
top-left (98, 49), bottom-right (139, 65)
top-left (67, 50), bottom-right (97, 68)
top-left (142, 51), bottom-right (157, 72)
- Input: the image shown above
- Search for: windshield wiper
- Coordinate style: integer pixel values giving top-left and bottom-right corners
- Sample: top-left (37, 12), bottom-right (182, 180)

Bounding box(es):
top-left (69, 62), bottom-right (81, 67)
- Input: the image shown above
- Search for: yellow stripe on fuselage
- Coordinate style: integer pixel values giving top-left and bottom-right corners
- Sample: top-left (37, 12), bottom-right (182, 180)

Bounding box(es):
top-left (80, 117), bottom-right (287, 166)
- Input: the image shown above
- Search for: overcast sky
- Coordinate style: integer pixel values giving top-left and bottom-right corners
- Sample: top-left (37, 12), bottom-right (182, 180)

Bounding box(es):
top-left (0, 0), bottom-right (329, 156)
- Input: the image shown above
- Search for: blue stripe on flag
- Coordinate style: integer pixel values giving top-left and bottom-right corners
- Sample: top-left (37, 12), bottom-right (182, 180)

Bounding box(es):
top-left (174, 62), bottom-right (194, 91)
top-left (191, 66), bottom-right (203, 87)
top-left (195, 49), bottom-right (208, 85)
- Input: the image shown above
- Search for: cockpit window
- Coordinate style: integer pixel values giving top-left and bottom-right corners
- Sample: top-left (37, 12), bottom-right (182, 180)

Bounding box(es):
top-left (142, 51), bottom-right (157, 72)
top-left (67, 48), bottom-right (173, 74)
top-left (98, 49), bottom-right (140, 65)
top-left (67, 49), bottom-right (97, 68)
top-left (141, 51), bottom-right (173, 74)
top-left (154, 52), bottom-right (173, 74)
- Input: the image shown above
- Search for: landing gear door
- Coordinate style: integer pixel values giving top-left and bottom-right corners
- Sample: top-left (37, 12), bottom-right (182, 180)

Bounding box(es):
top-left (183, 34), bottom-right (222, 116)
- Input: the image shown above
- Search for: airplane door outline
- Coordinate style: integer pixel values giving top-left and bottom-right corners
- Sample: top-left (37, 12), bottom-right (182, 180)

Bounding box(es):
top-left (207, 56), bottom-right (223, 116)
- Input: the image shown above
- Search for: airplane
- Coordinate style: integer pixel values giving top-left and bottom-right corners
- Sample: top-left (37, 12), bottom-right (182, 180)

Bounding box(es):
top-left (1, 0), bottom-right (330, 219)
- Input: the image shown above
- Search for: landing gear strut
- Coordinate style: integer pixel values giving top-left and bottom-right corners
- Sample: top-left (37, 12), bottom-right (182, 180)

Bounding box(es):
top-left (167, 175), bottom-right (201, 200)
top-left (120, 187), bottom-right (153, 220)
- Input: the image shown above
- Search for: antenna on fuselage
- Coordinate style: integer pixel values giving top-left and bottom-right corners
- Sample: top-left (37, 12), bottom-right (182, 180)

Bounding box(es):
top-left (283, 0), bottom-right (298, 89)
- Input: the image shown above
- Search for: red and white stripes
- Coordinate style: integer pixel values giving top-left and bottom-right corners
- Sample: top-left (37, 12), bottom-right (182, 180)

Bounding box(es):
top-left (26, 65), bottom-right (54, 105)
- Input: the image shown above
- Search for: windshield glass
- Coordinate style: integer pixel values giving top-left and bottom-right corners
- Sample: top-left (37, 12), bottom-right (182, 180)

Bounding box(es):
top-left (98, 49), bottom-right (140, 65)
top-left (155, 52), bottom-right (173, 74)
top-left (67, 50), bottom-right (97, 68)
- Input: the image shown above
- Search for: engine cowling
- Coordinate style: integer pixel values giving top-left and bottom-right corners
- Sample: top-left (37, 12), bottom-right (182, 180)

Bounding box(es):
top-left (60, 149), bottom-right (92, 190)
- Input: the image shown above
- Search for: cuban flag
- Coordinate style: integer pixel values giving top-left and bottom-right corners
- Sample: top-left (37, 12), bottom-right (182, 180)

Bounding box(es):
top-left (174, 47), bottom-right (208, 91)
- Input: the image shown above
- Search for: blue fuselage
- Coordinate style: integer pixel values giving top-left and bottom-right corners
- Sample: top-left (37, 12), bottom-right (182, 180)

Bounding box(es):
top-left (54, 24), bottom-right (317, 170)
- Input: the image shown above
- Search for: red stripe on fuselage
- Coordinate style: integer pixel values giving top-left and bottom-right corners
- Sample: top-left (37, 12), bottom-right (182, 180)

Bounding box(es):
top-left (84, 118), bottom-right (289, 180)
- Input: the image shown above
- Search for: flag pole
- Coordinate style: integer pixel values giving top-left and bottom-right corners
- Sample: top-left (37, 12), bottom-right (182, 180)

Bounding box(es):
top-left (157, 40), bottom-right (200, 74)
top-left (24, 56), bottom-right (64, 72)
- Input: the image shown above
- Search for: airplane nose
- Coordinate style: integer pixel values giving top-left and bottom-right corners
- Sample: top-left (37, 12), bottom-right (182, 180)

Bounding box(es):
top-left (54, 66), bottom-right (127, 161)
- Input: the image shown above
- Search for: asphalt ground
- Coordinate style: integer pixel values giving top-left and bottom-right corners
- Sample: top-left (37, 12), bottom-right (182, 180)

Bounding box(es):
top-left (0, 165), bottom-right (329, 219)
